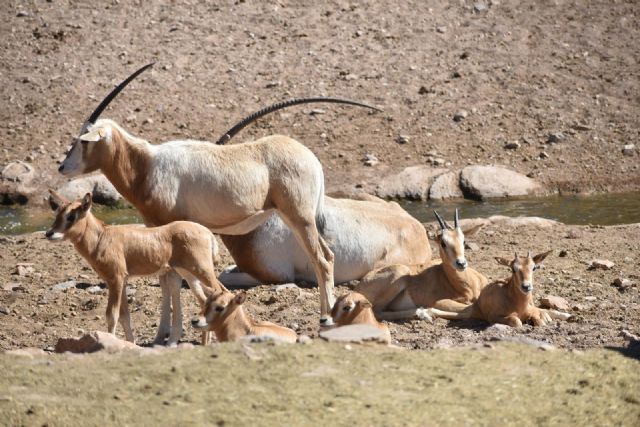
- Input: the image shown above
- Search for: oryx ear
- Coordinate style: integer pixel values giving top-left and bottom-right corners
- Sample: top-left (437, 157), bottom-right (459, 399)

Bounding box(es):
top-left (359, 300), bottom-right (373, 309)
top-left (78, 127), bottom-right (106, 142)
top-left (234, 291), bottom-right (247, 305)
top-left (48, 189), bottom-right (68, 211)
top-left (533, 250), bottom-right (552, 266)
top-left (80, 193), bottom-right (92, 212)
top-left (495, 257), bottom-right (511, 267)
top-left (462, 223), bottom-right (484, 237)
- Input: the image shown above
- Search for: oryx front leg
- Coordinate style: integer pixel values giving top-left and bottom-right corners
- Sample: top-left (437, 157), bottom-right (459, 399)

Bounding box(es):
top-left (166, 271), bottom-right (183, 347)
top-left (105, 277), bottom-right (125, 337)
top-left (119, 284), bottom-right (135, 342)
top-left (153, 272), bottom-right (175, 345)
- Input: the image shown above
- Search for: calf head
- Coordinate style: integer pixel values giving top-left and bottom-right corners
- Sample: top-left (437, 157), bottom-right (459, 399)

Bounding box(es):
top-left (331, 292), bottom-right (375, 326)
top-left (432, 209), bottom-right (483, 272)
top-left (496, 251), bottom-right (552, 294)
top-left (46, 191), bottom-right (93, 241)
top-left (192, 291), bottom-right (246, 330)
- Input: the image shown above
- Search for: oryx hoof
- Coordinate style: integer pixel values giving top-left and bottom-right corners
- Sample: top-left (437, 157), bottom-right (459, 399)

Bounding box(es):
top-left (416, 308), bottom-right (434, 323)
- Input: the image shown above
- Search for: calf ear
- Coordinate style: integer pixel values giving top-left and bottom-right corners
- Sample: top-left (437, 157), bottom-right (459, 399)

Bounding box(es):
top-left (234, 291), bottom-right (247, 305)
top-left (462, 223), bottom-right (484, 237)
top-left (80, 193), bottom-right (93, 212)
top-left (48, 189), bottom-right (68, 211)
top-left (533, 250), bottom-right (552, 266)
top-left (495, 257), bottom-right (511, 267)
top-left (359, 300), bottom-right (373, 309)
top-left (78, 127), bottom-right (105, 142)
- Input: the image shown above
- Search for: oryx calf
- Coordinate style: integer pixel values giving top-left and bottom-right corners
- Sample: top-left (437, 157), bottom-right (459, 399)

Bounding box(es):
top-left (331, 291), bottom-right (391, 343)
top-left (47, 191), bottom-right (226, 345)
top-left (429, 251), bottom-right (572, 327)
top-left (355, 210), bottom-right (488, 321)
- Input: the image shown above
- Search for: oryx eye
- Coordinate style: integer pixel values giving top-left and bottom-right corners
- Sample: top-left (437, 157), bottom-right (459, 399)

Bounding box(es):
top-left (66, 213), bottom-right (76, 222)
top-left (440, 241), bottom-right (446, 249)
top-left (343, 306), bottom-right (351, 311)
top-left (215, 306), bottom-right (223, 312)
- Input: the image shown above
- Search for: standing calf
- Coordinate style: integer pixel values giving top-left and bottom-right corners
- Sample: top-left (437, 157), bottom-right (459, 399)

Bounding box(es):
top-left (355, 210), bottom-right (488, 321)
top-left (191, 290), bottom-right (297, 343)
top-left (428, 251), bottom-right (572, 327)
top-left (47, 191), bottom-right (226, 345)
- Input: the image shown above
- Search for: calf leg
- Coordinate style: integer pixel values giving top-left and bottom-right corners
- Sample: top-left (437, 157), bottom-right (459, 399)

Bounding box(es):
top-left (166, 271), bottom-right (183, 347)
top-left (106, 278), bottom-right (124, 336)
top-left (119, 284), bottom-right (135, 343)
top-left (153, 272), bottom-right (173, 345)
top-left (488, 313), bottom-right (522, 328)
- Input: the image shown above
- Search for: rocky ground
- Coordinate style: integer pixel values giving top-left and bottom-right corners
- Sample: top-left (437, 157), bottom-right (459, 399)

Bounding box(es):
top-left (1, 221), bottom-right (638, 352)
top-left (1, 0), bottom-right (639, 206)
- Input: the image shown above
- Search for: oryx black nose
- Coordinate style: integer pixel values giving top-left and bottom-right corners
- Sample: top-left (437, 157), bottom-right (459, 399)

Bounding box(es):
top-left (456, 259), bottom-right (467, 270)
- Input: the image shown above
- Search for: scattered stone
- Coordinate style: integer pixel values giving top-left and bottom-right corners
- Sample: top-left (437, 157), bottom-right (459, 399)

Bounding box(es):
top-left (473, 3), bottom-right (488, 13)
top-left (465, 242), bottom-right (480, 251)
top-left (0, 307), bottom-right (10, 315)
top-left (486, 323), bottom-right (511, 333)
top-left (432, 158), bottom-right (446, 166)
top-left (453, 110), bottom-right (468, 122)
top-left (436, 26), bottom-right (447, 34)
top-left (142, 118), bottom-right (154, 125)
top-left (539, 296), bottom-right (570, 311)
top-left (487, 215), bottom-right (559, 228)
top-left (418, 86), bottom-right (434, 95)
top-left (565, 229), bottom-right (583, 239)
top-left (504, 141), bottom-right (520, 150)
top-left (52, 280), bottom-right (77, 291)
top-left (546, 132), bottom-right (566, 144)
top-left (14, 263), bottom-right (35, 277)
top-left (297, 335), bottom-right (313, 345)
top-left (429, 171), bottom-right (463, 200)
top-left (622, 144), bottom-right (635, 156)
top-left (319, 324), bottom-right (389, 344)
top-left (0, 161), bottom-right (37, 204)
top-left (539, 151), bottom-right (550, 159)
top-left (396, 135), bottom-right (410, 145)
top-left (309, 109), bottom-right (325, 115)
top-left (459, 165), bottom-right (543, 200)
top-left (559, 250), bottom-right (568, 257)
top-left (54, 331), bottom-right (139, 353)
top-left (376, 166), bottom-right (448, 200)
top-left (588, 259), bottom-right (614, 270)
top-left (2, 282), bottom-right (22, 292)
top-left (274, 283), bottom-right (299, 292)
top-left (57, 175), bottom-right (122, 206)
top-left (16, 11), bottom-right (30, 17)
top-left (1, 161), bottom-right (35, 184)
top-left (584, 296), bottom-right (597, 302)
top-left (86, 285), bottom-right (106, 295)
top-left (611, 278), bottom-right (632, 292)
top-left (362, 153), bottom-right (379, 167)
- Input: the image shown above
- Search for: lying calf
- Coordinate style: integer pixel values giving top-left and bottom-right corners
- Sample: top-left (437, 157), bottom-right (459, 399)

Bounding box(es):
top-left (47, 191), bottom-right (226, 345)
top-left (428, 251), bottom-right (572, 327)
top-left (192, 290), bottom-right (297, 343)
top-left (331, 291), bottom-right (391, 343)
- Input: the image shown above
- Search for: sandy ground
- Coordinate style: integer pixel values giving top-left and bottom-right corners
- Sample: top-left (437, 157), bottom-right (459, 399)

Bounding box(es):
top-left (1, 221), bottom-right (638, 352)
top-left (1, 0), bottom-right (639, 205)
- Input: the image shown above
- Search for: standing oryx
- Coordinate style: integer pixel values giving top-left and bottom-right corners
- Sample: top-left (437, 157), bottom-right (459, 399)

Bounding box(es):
top-left (57, 63), bottom-right (380, 344)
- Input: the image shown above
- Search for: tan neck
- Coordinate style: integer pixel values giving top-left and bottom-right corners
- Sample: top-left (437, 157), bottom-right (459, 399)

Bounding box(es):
top-left (440, 260), bottom-right (476, 296)
top-left (99, 127), bottom-right (153, 213)
top-left (507, 277), bottom-right (532, 309)
top-left (67, 213), bottom-right (105, 262)
top-left (212, 306), bottom-right (254, 341)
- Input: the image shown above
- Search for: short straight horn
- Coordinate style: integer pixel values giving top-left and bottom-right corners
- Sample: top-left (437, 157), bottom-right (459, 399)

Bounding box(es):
top-left (454, 208), bottom-right (459, 229)
top-left (80, 62), bottom-right (155, 134)
top-left (433, 210), bottom-right (447, 230)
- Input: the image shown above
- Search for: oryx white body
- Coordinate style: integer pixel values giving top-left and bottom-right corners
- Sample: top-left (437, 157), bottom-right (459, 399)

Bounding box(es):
top-left (59, 119), bottom-right (336, 342)
top-left (220, 194), bottom-right (431, 286)
top-left (355, 211), bottom-right (488, 321)
top-left (46, 192), bottom-right (226, 345)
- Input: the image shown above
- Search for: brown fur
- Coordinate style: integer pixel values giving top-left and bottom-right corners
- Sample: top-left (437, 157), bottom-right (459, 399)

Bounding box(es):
top-left (429, 251), bottom-right (572, 327)
top-left (193, 290), bottom-right (297, 343)
top-left (331, 292), bottom-right (391, 343)
top-left (47, 191), bottom-right (226, 343)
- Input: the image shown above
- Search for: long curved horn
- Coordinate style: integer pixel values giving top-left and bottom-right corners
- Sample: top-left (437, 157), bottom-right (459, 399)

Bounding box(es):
top-left (215, 97), bottom-right (382, 145)
top-left (454, 208), bottom-right (459, 229)
top-left (80, 62), bottom-right (154, 134)
top-left (433, 210), bottom-right (447, 230)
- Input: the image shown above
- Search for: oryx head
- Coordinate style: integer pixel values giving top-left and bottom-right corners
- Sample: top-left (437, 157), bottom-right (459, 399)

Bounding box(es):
top-left (191, 291), bottom-right (245, 330)
top-left (58, 63), bottom-right (154, 177)
top-left (46, 190), bottom-right (93, 241)
top-left (330, 292), bottom-right (374, 326)
top-left (432, 209), bottom-right (483, 272)
top-left (496, 251), bottom-right (552, 294)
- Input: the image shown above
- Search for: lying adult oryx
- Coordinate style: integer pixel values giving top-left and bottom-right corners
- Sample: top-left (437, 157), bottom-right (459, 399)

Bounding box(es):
top-left (57, 63), bottom-right (381, 343)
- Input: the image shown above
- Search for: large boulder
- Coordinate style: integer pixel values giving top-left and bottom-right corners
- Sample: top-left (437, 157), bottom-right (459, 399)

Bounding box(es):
top-left (376, 166), bottom-right (448, 200)
top-left (459, 165), bottom-right (542, 200)
top-left (57, 175), bottom-right (122, 206)
top-left (429, 171), bottom-right (463, 200)
top-left (0, 161), bottom-right (37, 204)
top-left (319, 324), bottom-right (390, 344)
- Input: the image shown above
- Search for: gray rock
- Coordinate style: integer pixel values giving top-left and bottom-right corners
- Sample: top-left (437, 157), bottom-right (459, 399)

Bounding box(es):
top-left (0, 161), bottom-right (37, 204)
top-left (622, 144), bottom-right (635, 156)
top-left (465, 242), bottom-right (480, 251)
top-left (274, 283), bottom-right (299, 292)
top-left (52, 280), bottom-right (77, 291)
top-left (429, 171), bottom-right (463, 200)
top-left (459, 165), bottom-right (543, 200)
top-left (362, 153), bottom-right (379, 167)
top-left (504, 141), bottom-right (520, 150)
top-left (473, 3), bottom-right (488, 13)
top-left (396, 135), bottom-right (410, 144)
top-left (486, 215), bottom-right (559, 228)
top-left (57, 174), bottom-right (122, 206)
top-left (1, 161), bottom-right (35, 184)
top-left (376, 166), bottom-right (447, 200)
top-left (546, 132), bottom-right (566, 144)
top-left (319, 324), bottom-right (389, 344)
top-left (436, 26), bottom-right (447, 34)
top-left (611, 278), bottom-right (632, 292)
top-left (588, 259), bottom-right (614, 270)
top-left (539, 151), bottom-right (550, 159)
top-left (86, 285), bottom-right (106, 295)
top-left (54, 331), bottom-right (140, 353)
top-left (14, 263), bottom-right (34, 277)
top-left (453, 110), bottom-right (468, 122)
